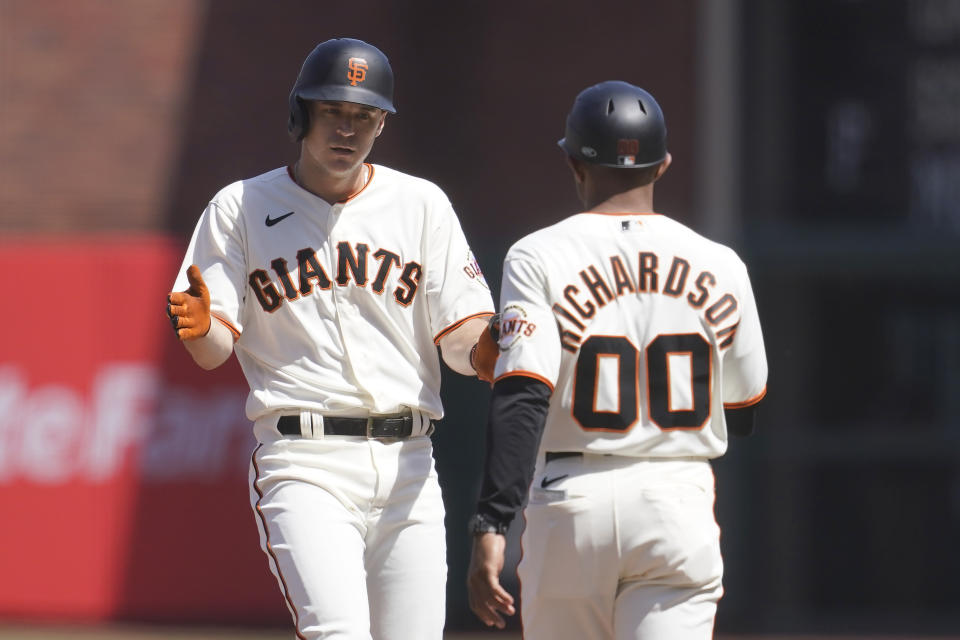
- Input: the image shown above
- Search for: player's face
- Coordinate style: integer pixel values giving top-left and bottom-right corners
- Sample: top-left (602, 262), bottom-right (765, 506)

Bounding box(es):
top-left (302, 100), bottom-right (386, 177)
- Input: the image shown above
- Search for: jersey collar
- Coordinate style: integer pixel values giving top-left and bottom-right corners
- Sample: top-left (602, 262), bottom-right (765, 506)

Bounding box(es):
top-left (284, 163), bottom-right (375, 204)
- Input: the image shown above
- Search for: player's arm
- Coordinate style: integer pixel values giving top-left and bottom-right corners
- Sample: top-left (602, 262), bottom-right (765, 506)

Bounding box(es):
top-left (424, 194), bottom-right (498, 378)
top-left (167, 264), bottom-right (236, 370)
top-left (438, 314), bottom-right (499, 381)
top-left (467, 373), bottom-right (551, 627)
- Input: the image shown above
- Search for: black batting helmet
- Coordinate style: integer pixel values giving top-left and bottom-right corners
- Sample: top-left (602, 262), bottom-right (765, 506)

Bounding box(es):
top-left (558, 81), bottom-right (667, 168)
top-left (288, 38), bottom-right (397, 141)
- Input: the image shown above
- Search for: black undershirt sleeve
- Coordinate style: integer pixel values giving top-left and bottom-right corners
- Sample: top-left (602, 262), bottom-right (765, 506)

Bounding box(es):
top-left (725, 403), bottom-right (760, 437)
top-left (475, 375), bottom-right (552, 528)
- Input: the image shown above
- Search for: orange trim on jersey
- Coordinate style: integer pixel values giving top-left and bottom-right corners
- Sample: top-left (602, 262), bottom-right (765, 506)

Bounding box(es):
top-left (339, 163), bottom-right (375, 203)
top-left (432, 311), bottom-right (495, 345)
top-left (494, 370), bottom-right (555, 392)
top-left (212, 313), bottom-right (240, 341)
top-left (251, 444), bottom-right (308, 640)
top-left (723, 385), bottom-right (767, 409)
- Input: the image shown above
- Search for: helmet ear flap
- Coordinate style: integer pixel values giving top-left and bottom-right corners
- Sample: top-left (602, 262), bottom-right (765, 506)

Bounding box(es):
top-left (288, 94), bottom-right (310, 142)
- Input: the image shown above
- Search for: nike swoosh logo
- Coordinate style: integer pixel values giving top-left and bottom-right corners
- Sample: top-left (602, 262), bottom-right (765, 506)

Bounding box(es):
top-left (265, 211), bottom-right (295, 227)
top-left (540, 474), bottom-right (568, 489)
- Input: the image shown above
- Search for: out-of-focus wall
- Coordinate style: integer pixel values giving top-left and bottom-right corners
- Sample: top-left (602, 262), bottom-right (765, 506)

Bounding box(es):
top-left (0, 0), bottom-right (205, 231)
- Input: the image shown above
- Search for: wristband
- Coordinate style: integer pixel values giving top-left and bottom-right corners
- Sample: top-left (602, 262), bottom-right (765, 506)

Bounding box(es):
top-left (468, 512), bottom-right (509, 536)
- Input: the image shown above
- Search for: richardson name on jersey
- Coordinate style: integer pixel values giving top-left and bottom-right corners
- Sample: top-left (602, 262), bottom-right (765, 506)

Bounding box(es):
top-left (552, 251), bottom-right (739, 352)
top-left (248, 241), bottom-right (421, 311)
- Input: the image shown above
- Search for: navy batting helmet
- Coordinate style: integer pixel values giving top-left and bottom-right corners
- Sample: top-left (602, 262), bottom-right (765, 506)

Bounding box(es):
top-left (288, 38), bottom-right (397, 141)
top-left (558, 81), bottom-right (667, 168)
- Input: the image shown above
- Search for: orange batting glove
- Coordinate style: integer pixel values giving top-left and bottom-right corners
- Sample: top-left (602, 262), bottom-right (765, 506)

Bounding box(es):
top-left (166, 265), bottom-right (211, 341)
top-left (470, 313), bottom-right (501, 384)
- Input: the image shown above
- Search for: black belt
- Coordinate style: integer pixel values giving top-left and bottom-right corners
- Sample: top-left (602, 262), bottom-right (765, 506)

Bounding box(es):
top-left (545, 451), bottom-right (687, 463)
top-left (545, 451), bottom-right (583, 463)
top-left (277, 415), bottom-right (414, 439)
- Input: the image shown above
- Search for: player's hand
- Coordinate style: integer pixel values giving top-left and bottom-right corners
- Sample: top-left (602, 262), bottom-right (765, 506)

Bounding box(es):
top-left (467, 532), bottom-right (515, 628)
top-left (166, 265), bottom-right (211, 341)
top-left (470, 313), bottom-right (501, 385)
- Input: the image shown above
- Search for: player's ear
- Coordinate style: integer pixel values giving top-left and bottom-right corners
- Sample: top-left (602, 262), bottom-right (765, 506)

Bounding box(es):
top-left (375, 111), bottom-right (387, 137)
top-left (654, 152), bottom-right (672, 181)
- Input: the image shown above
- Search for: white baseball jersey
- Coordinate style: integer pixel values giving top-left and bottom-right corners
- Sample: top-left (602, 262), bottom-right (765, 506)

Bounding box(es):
top-left (493, 211), bottom-right (767, 459)
top-left (175, 163), bottom-right (495, 425)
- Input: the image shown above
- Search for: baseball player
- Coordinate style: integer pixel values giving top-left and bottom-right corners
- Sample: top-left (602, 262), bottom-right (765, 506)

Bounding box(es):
top-left (166, 38), bottom-right (498, 640)
top-left (466, 81), bottom-right (768, 639)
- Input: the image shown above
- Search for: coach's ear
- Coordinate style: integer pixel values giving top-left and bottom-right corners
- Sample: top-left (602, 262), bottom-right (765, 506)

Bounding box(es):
top-left (565, 155), bottom-right (586, 185)
top-left (565, 156), bottom-right (589, 207)
top-left (654, 152), bottom-right (672, 181)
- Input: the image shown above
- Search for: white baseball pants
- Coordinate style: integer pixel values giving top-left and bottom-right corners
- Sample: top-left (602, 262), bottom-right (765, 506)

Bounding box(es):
top-left (249, 432), bottom-right (446, 640)
top-left (518, 454), bottom-right (723, 640)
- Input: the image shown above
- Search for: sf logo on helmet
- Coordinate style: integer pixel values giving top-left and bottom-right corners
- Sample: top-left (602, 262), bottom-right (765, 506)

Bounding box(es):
top-left (347, 57), bottom-right (368, 86)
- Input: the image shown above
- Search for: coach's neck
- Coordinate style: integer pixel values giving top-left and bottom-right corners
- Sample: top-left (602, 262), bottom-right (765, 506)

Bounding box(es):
top-left (568, 154), bottom-right (671, 214)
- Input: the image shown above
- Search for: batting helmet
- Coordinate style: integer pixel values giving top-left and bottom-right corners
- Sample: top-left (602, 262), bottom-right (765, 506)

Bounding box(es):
top-left (558, 81), bottom-right (667, 168)
top-left (288, 38), bottom-right (397, 141)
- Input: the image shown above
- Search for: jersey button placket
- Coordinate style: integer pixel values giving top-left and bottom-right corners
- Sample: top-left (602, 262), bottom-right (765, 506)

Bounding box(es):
top-left (329, 205), bottom-right (368, 388)
top-left (327, 204), bottom-right (346, 341)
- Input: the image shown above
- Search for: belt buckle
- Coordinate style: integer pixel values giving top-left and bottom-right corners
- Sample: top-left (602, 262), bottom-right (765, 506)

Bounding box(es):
top-left (366, 417), bottom-right (375, 439)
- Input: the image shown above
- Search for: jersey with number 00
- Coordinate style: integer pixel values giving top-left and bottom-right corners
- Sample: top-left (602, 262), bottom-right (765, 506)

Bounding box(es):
top-left (174, 164), bottom-right (495, 423)
top-left (494, 212), bottom-right (767, 459)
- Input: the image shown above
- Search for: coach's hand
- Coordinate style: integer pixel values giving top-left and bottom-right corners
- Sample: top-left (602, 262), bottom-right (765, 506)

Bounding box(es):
top-left (467, 532), bottom-right (515, 628)
top-left (167, 265), bottom-right (211, 341)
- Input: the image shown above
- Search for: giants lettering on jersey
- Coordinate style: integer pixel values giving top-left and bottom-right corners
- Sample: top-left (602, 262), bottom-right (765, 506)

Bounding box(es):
top-left (552, 252), bottom-right (739, 352)
top-left (248, 241), bottom-right (422, 312)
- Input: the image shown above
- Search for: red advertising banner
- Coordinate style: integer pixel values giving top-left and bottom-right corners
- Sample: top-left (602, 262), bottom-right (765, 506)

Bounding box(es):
top-left (0, 236), bottom-right (287, 624)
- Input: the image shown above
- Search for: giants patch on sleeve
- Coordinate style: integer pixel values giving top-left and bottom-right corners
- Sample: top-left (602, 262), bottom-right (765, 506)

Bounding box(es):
top-left (499, 303), bottom-right (537, 350)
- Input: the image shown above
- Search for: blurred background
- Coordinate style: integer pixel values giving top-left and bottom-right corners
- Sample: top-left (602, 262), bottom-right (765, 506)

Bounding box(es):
top-left (1, 0), bottom-right (958, 638)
